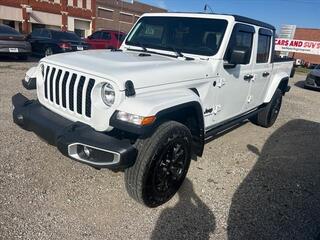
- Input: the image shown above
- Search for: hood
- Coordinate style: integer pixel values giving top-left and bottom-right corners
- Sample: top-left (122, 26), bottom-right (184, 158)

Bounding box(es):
top-left (42, 50), bottom-right (212, 90)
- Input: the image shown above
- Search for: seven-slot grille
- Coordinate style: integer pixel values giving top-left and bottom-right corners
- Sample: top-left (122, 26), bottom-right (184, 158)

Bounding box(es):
top-left (43, 65), bottom-right (95, 118)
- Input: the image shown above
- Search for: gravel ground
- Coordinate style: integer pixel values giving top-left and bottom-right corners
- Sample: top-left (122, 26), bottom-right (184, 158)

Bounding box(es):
top-left (0, 58), bottom-right (320, 240)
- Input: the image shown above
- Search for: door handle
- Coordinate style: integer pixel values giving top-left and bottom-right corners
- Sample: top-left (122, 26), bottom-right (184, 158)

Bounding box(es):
top-left (262, 72), bottom-right (270, 77)
top-left (244, 74), bottom-right (254, 81)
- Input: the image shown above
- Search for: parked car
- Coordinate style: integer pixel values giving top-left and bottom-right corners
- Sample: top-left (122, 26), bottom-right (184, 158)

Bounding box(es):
top-left (304, 62), bottom-right (318, 69)
top-left (305, 64), bottom-right (320, 90)
top-left (13, 12), bottom-right (293, 208)
top-left (0, 24), bottom-right (31, 60)
top-left (86, 30), bottom-right (125, 49)
top-left (27, 29), bottom-right (90, 57)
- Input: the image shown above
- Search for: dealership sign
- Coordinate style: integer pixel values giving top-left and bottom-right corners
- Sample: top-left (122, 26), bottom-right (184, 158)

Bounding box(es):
top-left (275, 38), bottom-right (320, 55)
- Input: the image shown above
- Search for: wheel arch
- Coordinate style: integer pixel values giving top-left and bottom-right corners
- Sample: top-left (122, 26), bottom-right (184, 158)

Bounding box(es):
top-left (264, 74), bottom-right (290, 103)
top-left (155, 102), bottom-right (205, 157)
top-left (111, 89), bottom-right (205, 157)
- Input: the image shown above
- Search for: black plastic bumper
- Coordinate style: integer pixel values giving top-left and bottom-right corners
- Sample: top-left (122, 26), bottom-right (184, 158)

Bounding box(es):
top-left (12, 93), bottom-right (137, 169)
top-left (22, 77), bottom-right (36, 90)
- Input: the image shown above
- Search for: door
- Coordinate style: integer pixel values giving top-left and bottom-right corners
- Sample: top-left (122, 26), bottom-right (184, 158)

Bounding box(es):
top-left (212, 23), bottom-right (256, 125)
top-left (87, 31), bottom-right (102, 49)
top-left (100, 32), bottom-right (113, 49)
top-left (248, 28), bottom-right (273, 109)
top-left (28, 28), bottom-right (42, 54)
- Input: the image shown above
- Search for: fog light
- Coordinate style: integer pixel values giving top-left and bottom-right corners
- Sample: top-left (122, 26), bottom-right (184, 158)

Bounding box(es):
top-left (83, 146), bottom-right (92, 157)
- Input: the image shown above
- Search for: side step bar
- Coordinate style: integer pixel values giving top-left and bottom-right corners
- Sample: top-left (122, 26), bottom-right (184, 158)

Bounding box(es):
top-left (204, 106), bottom-right (265, 140)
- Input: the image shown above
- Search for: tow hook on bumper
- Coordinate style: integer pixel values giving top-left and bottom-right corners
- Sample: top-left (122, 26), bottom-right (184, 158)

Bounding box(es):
top-left (12, 93), bottom-right (137, 169)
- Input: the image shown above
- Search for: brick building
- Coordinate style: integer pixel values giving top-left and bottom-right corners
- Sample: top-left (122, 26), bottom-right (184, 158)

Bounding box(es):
top-left (291, 28), bottom-right (320, 64)
top-left (0, 0), bottom-right (96, 37)
top-left (96, 0), bottom-right (166, 33)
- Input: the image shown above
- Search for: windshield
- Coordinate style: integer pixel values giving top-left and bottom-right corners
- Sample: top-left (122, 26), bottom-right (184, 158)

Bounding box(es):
top-left (126, 17), bottom-right (228, 56)
top-left (0, 25), bottom-right (21, 36)
top-left (315, 65), bottom-right (320, 70)
top-left (52, 31), bottom-right (81, 41)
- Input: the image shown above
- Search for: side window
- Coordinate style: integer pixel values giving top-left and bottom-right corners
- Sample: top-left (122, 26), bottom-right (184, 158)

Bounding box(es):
top-left (101, 32), bottom-right (111, 40)
top-left (31, 29), bottom-right (41, 38)
top-left (41, 29), bottom-right (51, 39)
top-left (224, 23), bottom-right (255, 65)
top-left (90, 31), bottom-right (101, 39)
top-left (256, 29), bottom-right (272, 63)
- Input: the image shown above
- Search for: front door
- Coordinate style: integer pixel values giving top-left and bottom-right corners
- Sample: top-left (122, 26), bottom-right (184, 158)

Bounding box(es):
top-left (212, 23), bottom-right (256, 125)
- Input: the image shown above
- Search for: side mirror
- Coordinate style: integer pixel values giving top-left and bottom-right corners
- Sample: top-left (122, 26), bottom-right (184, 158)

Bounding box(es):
top-left (224, 47), bottom-right (248, 69)
top-left (87, 35), bottom-right (92, 40)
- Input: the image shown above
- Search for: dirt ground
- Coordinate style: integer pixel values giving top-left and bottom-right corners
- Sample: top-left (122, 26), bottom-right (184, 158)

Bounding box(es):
top-left (0, 59), bottom-right (320, 240)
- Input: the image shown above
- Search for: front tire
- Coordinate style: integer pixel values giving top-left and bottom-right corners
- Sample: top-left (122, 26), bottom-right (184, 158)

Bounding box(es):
top-left (125, 121), bottom-right (192, 208)
top-left (250, 89), bottom-right (283, 128)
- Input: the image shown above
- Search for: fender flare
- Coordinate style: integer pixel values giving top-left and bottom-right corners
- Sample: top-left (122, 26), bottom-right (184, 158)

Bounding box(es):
top-left (264, 73), bottom-right (290, 103)
top-left (110, 89), bottom-right (205, 156)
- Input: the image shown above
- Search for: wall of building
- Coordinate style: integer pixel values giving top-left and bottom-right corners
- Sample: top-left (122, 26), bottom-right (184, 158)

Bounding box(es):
top-left (96, 0), bottom-right (166, 33)
top-left (0, 0), bottom-right (96, 36)
top-left (291, 28), bottom-right (320, 64)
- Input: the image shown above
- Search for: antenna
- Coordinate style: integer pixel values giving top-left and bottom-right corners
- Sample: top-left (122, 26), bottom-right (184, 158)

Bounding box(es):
top-left (204, 4), bottom-right (214, 13)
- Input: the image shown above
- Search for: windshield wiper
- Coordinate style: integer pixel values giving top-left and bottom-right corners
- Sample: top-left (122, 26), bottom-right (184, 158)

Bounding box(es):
top-left (167, 46), bottom-right (195, 60)
top-left (136, 41), bottom-right (148, 52)
top-left (126, 42), bottom-right (194, 60)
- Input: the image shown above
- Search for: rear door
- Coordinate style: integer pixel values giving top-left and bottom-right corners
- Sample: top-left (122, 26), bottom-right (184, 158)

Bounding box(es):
top-left (213, 23), bottom-right (255, 124)
top-left (248, 28), bottom-right (273, 109)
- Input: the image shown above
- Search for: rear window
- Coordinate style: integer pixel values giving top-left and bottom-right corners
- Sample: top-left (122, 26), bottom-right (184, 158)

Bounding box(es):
top-left (51, 31), bottom-right (81, 41)
top-left (0, 25), bottom-right (21, 36)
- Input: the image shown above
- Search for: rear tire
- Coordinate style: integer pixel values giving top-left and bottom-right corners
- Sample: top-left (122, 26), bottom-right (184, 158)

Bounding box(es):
top-left (125, 121), bottom-right (192, 208)
top-left (250, 89), bottom-right (283, 128)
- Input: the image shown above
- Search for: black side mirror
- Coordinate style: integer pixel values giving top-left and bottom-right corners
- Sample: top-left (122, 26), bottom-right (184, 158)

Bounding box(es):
top-left (224, 47), bottom-right (248, 69)
top-left (87, 35), bottom-right (92, 39)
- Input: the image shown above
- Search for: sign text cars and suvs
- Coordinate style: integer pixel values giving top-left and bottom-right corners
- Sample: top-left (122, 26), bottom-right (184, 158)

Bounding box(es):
top-left (275, 38), bottom-right (320, 55)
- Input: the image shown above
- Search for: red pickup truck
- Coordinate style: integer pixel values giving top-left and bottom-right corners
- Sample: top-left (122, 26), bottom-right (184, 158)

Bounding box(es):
top-left (85, 30), bottom-right (125, 49)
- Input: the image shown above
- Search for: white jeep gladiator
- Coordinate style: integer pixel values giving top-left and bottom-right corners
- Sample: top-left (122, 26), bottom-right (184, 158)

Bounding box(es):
top-left (13, 13), bottom-right (293, 207)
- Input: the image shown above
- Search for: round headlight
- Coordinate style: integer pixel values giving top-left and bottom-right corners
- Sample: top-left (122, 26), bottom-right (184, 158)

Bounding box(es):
top-left (101, 83), bottom-right (115, 107)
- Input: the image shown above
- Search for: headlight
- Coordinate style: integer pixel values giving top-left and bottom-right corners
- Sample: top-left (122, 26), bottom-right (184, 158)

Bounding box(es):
top-left (116, 111), bottom-right (156, 126)
top-left (101, 83), bottom-right (115, 107)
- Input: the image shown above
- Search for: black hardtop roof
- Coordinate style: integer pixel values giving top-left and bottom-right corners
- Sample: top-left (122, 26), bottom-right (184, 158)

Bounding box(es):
top-left (231, 14), bottom-right (275, 31)
top-left (164, 12), bottom-right (276, 31)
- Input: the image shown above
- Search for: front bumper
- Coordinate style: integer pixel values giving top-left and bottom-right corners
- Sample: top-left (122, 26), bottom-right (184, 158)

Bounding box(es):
top-left (12, 93), bottom-right (137, 169)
